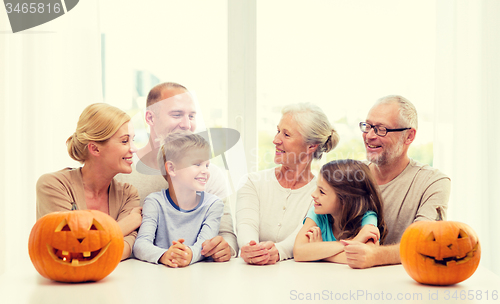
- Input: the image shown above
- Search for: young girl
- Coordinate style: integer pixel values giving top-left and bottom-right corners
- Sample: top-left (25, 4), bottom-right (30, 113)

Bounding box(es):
top-left (293, 159), bottom-right (387, 263)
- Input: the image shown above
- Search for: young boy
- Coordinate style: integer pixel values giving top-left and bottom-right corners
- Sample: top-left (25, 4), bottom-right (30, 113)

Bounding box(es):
top-left (133, 131), bottom-right (224, 267)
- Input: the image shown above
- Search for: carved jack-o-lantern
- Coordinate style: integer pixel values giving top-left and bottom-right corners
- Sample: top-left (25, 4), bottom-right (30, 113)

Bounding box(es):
top-left (28, 210), bottom-right (124, 282)
top-left (400, 221), bottom-right (481, 285)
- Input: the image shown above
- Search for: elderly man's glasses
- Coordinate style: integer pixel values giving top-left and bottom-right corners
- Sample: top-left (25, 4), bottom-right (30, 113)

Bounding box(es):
top-left (359, 122), bottom-right (411, 137)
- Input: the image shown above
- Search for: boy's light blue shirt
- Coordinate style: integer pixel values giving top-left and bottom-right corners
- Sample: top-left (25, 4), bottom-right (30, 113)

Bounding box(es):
top-left (133, 189), bottom-right (224, 265)
top-left (304, 206), bottom-right (378, 242)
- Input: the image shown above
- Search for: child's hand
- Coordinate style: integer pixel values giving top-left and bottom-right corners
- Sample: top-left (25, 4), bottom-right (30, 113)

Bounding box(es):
top-left (353, 225), bottom-right (380, 244)
top-left (159, 239), bottom-right (192, 267)
top-left (171, 239), bottom-right (192, 267)
top-left (159, 247), bottom-right (179, 268)
top-left (305, 226), bottom-right (323, 243)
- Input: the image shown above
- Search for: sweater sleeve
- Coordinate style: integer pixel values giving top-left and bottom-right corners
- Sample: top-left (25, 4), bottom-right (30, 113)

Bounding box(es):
top-left (188, 199), bottom-right (224, 264)
top-left (206, 165), bottom-right (238, 255)
top-left (219, 198), bottom-right (238, 256)
top-left (274, 220), bottom-right (303, 261)
top-left (361, 210), bottom-right (378, 227)
top-left (36, 172), bottom-right (76, 219)
top-left (235, 176), bottom-right (261, 250)
top-left (414, 177), bottom-right (451, 222)
top-left (132, 198), bottom-right (168, 264)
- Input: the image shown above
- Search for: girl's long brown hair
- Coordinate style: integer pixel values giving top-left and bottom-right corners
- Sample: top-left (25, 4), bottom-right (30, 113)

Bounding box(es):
top-left (320, 159), bottom-right (387, 244)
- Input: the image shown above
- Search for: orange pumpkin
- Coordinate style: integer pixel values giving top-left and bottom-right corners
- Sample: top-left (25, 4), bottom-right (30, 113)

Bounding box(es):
top-left (400, 221), bottom-right (480, 285)
top-left (28, 210), bottom-right (124, 282)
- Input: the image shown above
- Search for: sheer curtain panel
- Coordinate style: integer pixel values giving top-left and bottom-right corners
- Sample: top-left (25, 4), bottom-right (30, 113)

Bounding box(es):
top-left (0, 0), bottom-right (101, 273)
top-left (434, 0), bottom-right (500, 276)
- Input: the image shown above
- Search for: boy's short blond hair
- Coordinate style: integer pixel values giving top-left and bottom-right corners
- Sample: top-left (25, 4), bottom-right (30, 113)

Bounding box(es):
top-left (157, 131), bottom-right (210, 180)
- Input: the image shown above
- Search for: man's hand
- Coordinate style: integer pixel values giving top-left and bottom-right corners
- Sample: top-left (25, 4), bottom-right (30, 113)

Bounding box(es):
top-left (341, 240), bottom-right (377, 269)
top-left (201, 235), bottom-right (231, 262)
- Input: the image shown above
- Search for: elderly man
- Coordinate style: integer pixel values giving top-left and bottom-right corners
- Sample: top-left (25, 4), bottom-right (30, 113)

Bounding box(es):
top-left (341, 95), bottom-right (451, 268)
top-left (116, 82), bottom-right (237, 262)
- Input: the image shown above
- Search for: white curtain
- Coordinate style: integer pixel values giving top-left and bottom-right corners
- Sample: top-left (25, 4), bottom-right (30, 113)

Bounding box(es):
top-left (434, 0), bottom-right (500, 276)
top-left (0, 0), bottom-right (101, 273)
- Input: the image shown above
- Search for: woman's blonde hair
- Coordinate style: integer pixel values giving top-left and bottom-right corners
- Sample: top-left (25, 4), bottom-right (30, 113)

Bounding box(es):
top-left (281, 103), bottom-right (339, 160)
top-left (66, 103), bottom-right (130, 163)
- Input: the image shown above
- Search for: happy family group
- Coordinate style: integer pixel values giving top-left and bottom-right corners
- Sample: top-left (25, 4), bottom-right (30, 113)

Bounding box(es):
top-left (35, 82), bottom-right (450, 269)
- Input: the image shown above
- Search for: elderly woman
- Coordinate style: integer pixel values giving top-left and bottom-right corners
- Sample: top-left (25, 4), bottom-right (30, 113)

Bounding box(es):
top-left (36, 103), bottom-right (142, 260)
top-left (236, 103), bottom-right (339, 264)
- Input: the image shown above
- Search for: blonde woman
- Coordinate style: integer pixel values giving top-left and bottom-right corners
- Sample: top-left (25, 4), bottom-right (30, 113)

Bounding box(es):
top-left (236, 103), bottom-right (340, 264)
top-left (36, 103), bottom-right (142, 260)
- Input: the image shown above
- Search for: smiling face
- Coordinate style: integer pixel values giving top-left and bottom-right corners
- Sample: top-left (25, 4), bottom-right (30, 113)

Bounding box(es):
top-left (149, 89), bottom-right (197, 141)
top-left (28, 210), bottom-right (124, 282)
top-left (273, 114), bottom-right (311, 167)
top-left (363, 102), bottom-right (408, 166)
top-left (169, 147), bottom-right (211, 192)
top-left (97, 121), bottom-right (137, 175)
top-left (311, 174), bottom-right (341, 217)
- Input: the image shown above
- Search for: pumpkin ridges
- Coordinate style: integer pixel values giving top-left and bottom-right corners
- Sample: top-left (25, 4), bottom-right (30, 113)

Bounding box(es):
top-left (28, 219), bottom-right (45, 278)
top-left (37, 216), bottom-right (55, 279)
top-left (401, 227), bottom-right (426, 283)
top-left (43, 214), bottom-right (65, 281)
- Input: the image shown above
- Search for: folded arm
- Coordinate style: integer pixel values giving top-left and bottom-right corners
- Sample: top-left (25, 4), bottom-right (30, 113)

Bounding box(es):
top-left (293, 218), bottom-right (345, 262)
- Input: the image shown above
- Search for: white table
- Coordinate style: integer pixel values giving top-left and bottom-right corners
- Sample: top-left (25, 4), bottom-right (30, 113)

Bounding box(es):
top-left (1, 258), bottom-right (499, 304)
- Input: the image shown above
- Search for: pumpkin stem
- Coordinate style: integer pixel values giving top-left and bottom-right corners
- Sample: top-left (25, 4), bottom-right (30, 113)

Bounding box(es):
top-left (71, 202), bottom-right (78, 211)
top-left (436, 207), bottom-right (443, 221)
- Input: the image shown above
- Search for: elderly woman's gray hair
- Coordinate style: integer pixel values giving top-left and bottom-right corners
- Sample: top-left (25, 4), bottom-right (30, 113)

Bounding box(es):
top-left (281, 103), bottom-right (339, 160)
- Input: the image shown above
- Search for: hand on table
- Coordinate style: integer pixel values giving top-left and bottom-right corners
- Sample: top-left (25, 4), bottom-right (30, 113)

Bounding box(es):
top-left (340, 240), bottom-right (376, 269)
top-left (159, 238), bottom-right (192, 268)
top-left (240, 240), bottom-right (279, 265)
top-left (259, 241), bottom-right (279, 264)
top-left (201, 235), bottom-right (231, 262)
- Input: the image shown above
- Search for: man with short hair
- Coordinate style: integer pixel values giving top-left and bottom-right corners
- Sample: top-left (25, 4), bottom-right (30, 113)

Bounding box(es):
top-left (341, 95), bottom-right (450, 268)
top-left (116, 82), bottom-right (237, 262)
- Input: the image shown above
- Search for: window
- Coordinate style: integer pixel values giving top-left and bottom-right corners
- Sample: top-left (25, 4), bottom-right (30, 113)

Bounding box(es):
top-left (99, 0), bottom-right (228, 150)
top-left (256, 0), bottom-right (436, 171)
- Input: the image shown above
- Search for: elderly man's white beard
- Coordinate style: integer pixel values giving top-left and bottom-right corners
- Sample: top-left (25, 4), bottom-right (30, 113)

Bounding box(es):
top-left (368, 135), bottom-right (406, 167)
